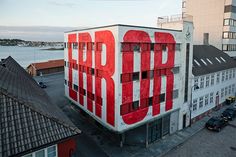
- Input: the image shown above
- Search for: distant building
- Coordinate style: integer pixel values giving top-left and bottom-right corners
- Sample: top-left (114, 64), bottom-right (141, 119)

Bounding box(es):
top-left (191, 45), bottom-right (236, 123)
top-left (64, 23), bottom-right (194, 145)
top-left (0, 56), bottom-right (81, 157)
top-left (27, 59), bottom-right (64, 76)
top-left (182, 0), bottom-right (236, 58)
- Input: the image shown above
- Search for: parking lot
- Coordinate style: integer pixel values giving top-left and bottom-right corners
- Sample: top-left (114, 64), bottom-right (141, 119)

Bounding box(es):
top-left (164, 115), bottom-right (236, 157)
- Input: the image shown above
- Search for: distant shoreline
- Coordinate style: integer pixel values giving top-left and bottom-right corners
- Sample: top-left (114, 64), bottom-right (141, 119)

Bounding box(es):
top-left (41, 48), bottom-right (64, 51)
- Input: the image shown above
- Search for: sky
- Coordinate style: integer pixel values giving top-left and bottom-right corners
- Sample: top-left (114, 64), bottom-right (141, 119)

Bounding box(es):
top-left (0, 0), bottom-right (182, 41)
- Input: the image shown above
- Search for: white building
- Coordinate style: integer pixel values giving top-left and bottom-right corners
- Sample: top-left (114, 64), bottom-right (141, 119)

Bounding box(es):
top-left (191, 45), bottom-right (236, 123)
top-left (182, 0), bottom-right (236, 58)
top-left (64, 23), bottom-right (194, 144)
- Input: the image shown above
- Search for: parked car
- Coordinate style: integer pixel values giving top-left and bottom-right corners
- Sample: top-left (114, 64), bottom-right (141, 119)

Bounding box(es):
top-left (221, 108), bottom-right (236, 121)
top-left (226, 96), bottom-right (235, 104)
top-left (205, 117), bottom-right (228, 132)
top-left (38, 81), bottom-right (47, 88)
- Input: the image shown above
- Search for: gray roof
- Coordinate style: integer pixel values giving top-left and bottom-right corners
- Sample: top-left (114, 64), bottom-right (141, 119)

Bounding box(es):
top-left (0, 56), bottom-right (81, 157)
top-left (193, 45), bottom-right (236, 76)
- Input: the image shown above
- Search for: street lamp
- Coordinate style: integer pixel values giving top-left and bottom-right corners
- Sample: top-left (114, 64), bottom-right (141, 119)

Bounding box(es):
top-left (189, 84), bottom-right (199, 127)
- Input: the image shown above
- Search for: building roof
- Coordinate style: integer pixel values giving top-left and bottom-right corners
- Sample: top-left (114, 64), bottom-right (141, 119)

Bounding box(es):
top-left (193, 45), bottom-right (236, 76)
top-left (65, 24), bottom-right (182, 33)
top-left (0, 56), bottom-right (81, 157)
top-left (28, 59), bottom-right (64, 70)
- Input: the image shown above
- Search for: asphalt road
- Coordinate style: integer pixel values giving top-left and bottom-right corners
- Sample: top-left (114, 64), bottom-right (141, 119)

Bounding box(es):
top-left (164, 118), bottom-right (236, 157)
top-left (35, 72), bottom-right (109, 157)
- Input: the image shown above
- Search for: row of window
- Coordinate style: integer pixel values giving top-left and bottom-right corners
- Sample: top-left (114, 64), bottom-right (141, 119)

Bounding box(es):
top-left (223, 31), bottom-right (236, 39)
top-left (65, 80), bottom-right (103, 105)
top-left (120, 67), bottom-right (179, 83)
top-left (192, 92), bottom-right (214, 111)
top-left (120, 90), bottom-right (179, 115)
top-left (23, 145), bottom-right (56, 157)
top-left (222, 44), bottom-right (236, 51)
top-left (223, 18), bottom-right (236, 26)
top-left (194, 69), bottom-right (236, 90)
top-left (221, 84), bottom-right (235, 98)
top-left (64, 42), bottom-right (181, 52)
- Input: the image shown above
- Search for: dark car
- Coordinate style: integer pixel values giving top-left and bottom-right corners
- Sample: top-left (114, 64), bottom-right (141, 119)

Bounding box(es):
top-left (38, 81), bottom-right (47, 88)
top-left (205, 117), bottom-right (228, 132)
top-left (221, 108), bottom-right (236, 120)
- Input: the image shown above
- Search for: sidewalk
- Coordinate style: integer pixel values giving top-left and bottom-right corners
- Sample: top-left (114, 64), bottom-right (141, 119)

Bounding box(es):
top-left (99, 104), bottom-right (231, 157)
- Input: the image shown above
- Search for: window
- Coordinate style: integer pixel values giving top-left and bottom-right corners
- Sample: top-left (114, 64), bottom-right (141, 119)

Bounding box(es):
top-left (229, 85), bottom-right (232, 94)
top-left (47, 146), bottom-right (56, 157)
top-left (229, 70), bottom-right (232, 79)
top-left (205, 94), bottom-right (209, 106)
top-left (176, 43), bottom-right (181, 51)
top-left (199, 97), bottom-right (203, 108)
top-left (192, 99), bottom-right (197, 111)
top-left (206, 76), bottom-right (210, 87)
top-left (224, 5), bottom-right (236, 13)
top-left (133, 72), bottom-right (139, 81)
top-left (132, 101), bottom-right (139, 110)
top-left (225, 87), bottom-right (228, 96)
top-left (221, 88), bottom-right (225, 98)
top-left (172, 67), bottom-right (180, 74)
top-left (226, 70), bottom-right (229, 80)
top-left (142, 71), bottom-right (148, 79)
top-left (160, 93), bottom-right (165, 103)
top-left (24, 154), bottom-right (33, 157)
top-left (173, 89), bottom-right (179, 99)
top-left (233, 69), bottom-right (236, 78)
top-left (182, 1), bottom-right (186, 8)
top-left (64, 79), bottom-right (67, 85)
top-left (224, 19), bottom-right (230, 26)
top-left (194, 78), bottom-right (199, 90)
top-left (35, 150), bottom-right (45, 157)
top-left (232, 84), bottom-right (235, 93)
top-left (216, 73), bottom-right (220, 84)
top-left (200, 77), bottom-right (204, 88)
top-left (222, 71), bottom-right (225, 82)
top-left (73, 84), bottom-right (78, 92)
top-left (210, 92), bottom-right (214, 103)
top-left (210, 74), bottom-right (214, 86)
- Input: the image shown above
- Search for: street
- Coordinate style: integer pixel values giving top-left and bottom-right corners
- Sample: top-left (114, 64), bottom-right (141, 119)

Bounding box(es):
top-left (164, 118), bottom-right (236, 157)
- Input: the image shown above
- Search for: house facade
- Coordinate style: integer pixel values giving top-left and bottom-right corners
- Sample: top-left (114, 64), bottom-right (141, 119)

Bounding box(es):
top-left (191, 45), bottom-right (236, 122)
top-left (64, 23), bottom-right (194, 143)
top-left (182, 0), bottom-right (236, 58)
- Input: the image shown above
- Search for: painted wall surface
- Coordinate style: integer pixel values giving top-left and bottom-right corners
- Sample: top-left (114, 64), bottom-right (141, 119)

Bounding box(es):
top-left (64, 25), bottom-right (193, 132)
top-left (58, 138), bottom-right (77, 157)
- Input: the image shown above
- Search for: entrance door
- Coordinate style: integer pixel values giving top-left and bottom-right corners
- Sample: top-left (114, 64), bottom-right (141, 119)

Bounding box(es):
top-left (183, 114), bottom-right (187, 129)
top-left (148, 119), bottom-right (162, 144)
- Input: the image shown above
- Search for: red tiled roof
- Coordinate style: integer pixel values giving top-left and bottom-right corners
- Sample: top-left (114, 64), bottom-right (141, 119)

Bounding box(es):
top-left (30, 59), bottom-right (64, 70)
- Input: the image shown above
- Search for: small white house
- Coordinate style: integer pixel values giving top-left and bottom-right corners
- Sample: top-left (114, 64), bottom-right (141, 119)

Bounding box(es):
top-left (191, 45), bottom-right (236, 123)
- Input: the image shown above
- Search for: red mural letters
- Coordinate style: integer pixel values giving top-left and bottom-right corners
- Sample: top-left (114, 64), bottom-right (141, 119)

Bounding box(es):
top-left (121, 30), bottom-right (176, 125)
top-left (68, 34), bottom-right (78, 102)
top-left (67, 29), bottom-right (175, 127)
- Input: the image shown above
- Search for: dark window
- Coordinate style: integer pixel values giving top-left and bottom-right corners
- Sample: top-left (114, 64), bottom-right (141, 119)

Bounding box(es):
top-left (64, 79), bottom-right (67, 85)
top-left (79, 88), bottom-right (86, 96)
top-left (64, 61), bottom-right (67, 67)
top-left (87, 91), bottom-right (94, 100)
top-left (149, 97), bottom-right (153, 106)
top-left (132, 101), bottom-right (139, 110)
top-left (142, 71), bottom-right (148, 79)
top-left (172, 67), bottom-right (180, 74)
top-left (133, 44), bottom-right (140, 52)
top-left (162, 44), bottom-right (167, 51)
top-left (184, 43), bottom-right (190, 102)
top-left (149, 70), bottom-right (154, 78)
top-left (64, 43), bottom-right (67, 48)
top-left (160, 93), bottom-right (165, 103)
top-left (73, 84), bottom-right (78, 92)
top-left (133, 72), bottom-right (139, 81)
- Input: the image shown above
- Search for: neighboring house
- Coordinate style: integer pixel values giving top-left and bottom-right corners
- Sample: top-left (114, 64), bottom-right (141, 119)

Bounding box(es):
top-left (27, 59), bottom-right (64, 76)
top-left (0, 56), bottom-right (81, 157)
top-left (191, 45), bottom-right (236, 123)
top-left (182, 0), bottom-right (236, 58)
top-left (64, 23), bottom-right (194, 145)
